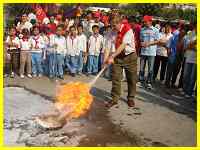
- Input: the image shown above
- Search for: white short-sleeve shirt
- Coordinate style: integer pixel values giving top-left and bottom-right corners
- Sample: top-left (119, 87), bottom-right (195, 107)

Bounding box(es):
top-left (17, 21), bottom-right (33, 32)
top-left (30, 35), bottom-right (45, 52)
top-left (88, 34), bottom-right (104, 56)
top-left (20, 38), bottom-right (32, 51)
top-left (122, 29), bottom-right (136, 55)
top-left (49, 34), bottom-right (67, 55)
top-left (5, 36), bottom-right (20, 50)
top-left (77, 34), bottom-right (87, 53)
top-left (66, 36), bottom-right (79, 56)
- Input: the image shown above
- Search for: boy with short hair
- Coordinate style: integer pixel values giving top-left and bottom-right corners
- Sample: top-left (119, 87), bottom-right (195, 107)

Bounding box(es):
top-left (19, 28), bottom-right (32, 78)
top-left (30, 26), bottom-right (45, 77)
top-left (49, 25), bottom-right (66, 79)
top-left (5, 27), bottom-right (20, 78)
top-left (77, 24), bottom-right (87, 74)
top-left (87, 25), bottom-right (103, 75)
top-left (65, 25), bottom-right (79, 77)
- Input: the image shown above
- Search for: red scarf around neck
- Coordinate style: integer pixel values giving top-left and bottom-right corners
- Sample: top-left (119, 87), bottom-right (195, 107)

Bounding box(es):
top-left (115, 23), bottom-right (131, 49)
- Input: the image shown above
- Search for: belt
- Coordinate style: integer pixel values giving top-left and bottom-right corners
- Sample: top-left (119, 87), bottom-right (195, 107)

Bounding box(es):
top-left (116, 51), bottom-right (135, 59)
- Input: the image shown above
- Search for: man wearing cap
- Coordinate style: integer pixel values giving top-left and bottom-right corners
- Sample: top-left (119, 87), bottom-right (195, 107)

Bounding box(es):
top-left (105, 15), bottom-right (137, 108)
top-left (128, 16), bottom-right (142, 56)
top-left (165, 25), bottom-right (186, 88)
top-left (89, 12), bottom-right (104, 34)
top-left (138, 15), bottom-right (160, 89)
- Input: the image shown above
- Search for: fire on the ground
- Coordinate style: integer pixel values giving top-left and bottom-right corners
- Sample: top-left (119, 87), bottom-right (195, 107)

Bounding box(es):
top-left (55, 82), bottom-right (93, 119)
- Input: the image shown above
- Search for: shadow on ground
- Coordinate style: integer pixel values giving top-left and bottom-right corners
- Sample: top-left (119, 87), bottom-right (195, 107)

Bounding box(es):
top-left (91, 84), bottom-right (196, 122)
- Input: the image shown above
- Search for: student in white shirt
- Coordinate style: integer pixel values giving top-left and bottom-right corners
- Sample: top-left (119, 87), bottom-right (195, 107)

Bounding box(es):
top-left (65, 26), bottom-right (79, 77)
top-left (5, 27), bottom-right (20, 78)
top-left (87, 25), bottom-right (103, 75)
top-left (19, 28), bottom-right (32, 78)
top-left (30, 26), bottom-right (45, 77)
top-left (103, 25), bottom-right (116, 80)
top-left (40, 28), bottom-right (50, 76)
top-left (49, 25), bottom-right (67, 79)
top-left (77, 24), bottom-right (87, 74)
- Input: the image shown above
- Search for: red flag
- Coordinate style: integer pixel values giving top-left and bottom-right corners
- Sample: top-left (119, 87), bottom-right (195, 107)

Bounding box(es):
top-left (35, 5), bottom-right (47, 23)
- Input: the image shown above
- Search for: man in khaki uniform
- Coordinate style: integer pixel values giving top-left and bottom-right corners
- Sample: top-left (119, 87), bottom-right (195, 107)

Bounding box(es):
top-left (105, 16), bottom-right (137, 108)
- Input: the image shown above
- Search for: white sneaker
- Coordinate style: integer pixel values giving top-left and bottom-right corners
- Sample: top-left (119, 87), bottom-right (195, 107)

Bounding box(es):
top-left (137, 82), bottom-right (144, 88)
top-left (38, 74), bottom-right (42, 77)
top-left (20, 74), bottom-right (25, 78)
top-left (178, 88), bottom-right (183, 92)
top-left (121, 78), bottom-right (127, 82)
top-left (185, 94), bottom-right (191, 99)
top-left (180, 91), bottom-right (185, 95)
top-left (10, 72), bottom-right (15, 78)
top-left (32, 74), bottom-right (37, 78)
top-left (147, 83), bottom-right (153, 90)
top-left (27, 74), bottom-right (32, 78)
top-left (4, 74), bottom-right (9, 78)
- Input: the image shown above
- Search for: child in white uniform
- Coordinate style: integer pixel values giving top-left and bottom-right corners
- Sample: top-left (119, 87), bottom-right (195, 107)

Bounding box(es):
top-left (65, 26), bottom-right (79, 77)
top-left (19, 28), bottom-right (32, 78)
top-left (87, 25), bottom-right (103, 75)
top-left (5, 27), bottom-right (20, 78)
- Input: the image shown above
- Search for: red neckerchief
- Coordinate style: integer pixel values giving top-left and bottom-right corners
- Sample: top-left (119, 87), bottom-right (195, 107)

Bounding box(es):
top-left (115, 23), bottom-right (132, 58)
top-left (94, 34), bottom-right (99, 43)
top-left (22, 37), bottom-right (29, 42)
top-left (115, 23), bottom-right (131, 49)
top-left (33, 35), bottom-right (40, 47)
top-left (70, 35), bottom-right (76, 48)
top-left (93, 34), bottom-right (99, 51)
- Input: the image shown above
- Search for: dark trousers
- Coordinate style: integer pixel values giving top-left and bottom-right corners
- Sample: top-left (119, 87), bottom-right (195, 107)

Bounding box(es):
top-left (165, 53), bottom-right (183, 86)
top-left (153, 55), bottom-right (168, 81)
top-left (178, 58), bottom-right (185, 88)
top-left (139, 55), bottom-right (155, 84)
top-left (7, 51), bottom-right (20, 74)
top-left (171, 53), bottom-right (184, 86)
top-left (111, 53), bottom-right (137, 102)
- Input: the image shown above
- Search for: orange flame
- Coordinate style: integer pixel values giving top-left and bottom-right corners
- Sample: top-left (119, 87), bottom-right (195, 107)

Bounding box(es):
top-left (55, 82), bottom-right (93, 119)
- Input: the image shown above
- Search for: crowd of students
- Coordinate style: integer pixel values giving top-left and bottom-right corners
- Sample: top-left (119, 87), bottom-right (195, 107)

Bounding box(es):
top-left (4, 7), bottom-right (197, 98)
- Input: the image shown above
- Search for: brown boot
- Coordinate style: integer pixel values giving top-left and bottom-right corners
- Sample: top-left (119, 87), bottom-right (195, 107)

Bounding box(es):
top-left (105, 101), bottom-right (118, 108)
top-left (127, 99), bottom-right (135, 107)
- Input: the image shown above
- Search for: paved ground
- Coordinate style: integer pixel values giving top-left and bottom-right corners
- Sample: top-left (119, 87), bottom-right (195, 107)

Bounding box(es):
top-left (3, 72), bottom-right (196, 146)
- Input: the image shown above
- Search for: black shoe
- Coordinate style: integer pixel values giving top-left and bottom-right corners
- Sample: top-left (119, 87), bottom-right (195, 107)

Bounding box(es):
top-left (165, 82), bottom-right (170, 88)
top-left (49, 75), bottom-right (54, 79)
top-left (10, 73), bottom-right (15, 78)
top-left (127, 99), bottom-right (135, 107)
top-left (171, 84), bottom-right (177, 89)
top-left (107, 78), bottom-right (112, 81)
top-left (92, 72), bottom-right (98, 76)
top-left (59, 76), bottom-right (64, 80)
top-left (105, 101), bottom-right (118, 108)
top-left (86, 73), bottom-right (91, 77)
top-left (71, 73), bottom-right (76, 77)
